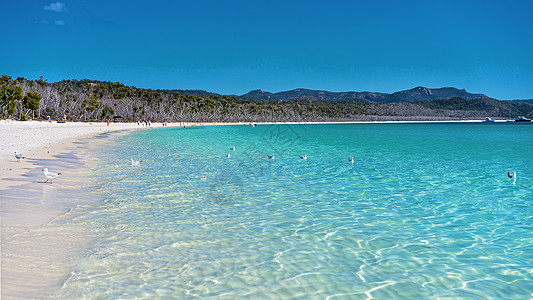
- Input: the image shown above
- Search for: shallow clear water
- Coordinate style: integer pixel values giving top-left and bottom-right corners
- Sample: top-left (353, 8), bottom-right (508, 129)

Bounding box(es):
top-left (58, 123), bottom-right (533, 298)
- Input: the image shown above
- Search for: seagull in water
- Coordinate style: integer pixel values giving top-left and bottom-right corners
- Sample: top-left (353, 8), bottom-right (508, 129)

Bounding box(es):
top-left (230, 146), bottom-right (236, 151)
top-left (131, 158), bottom-right (142, 166)
top-left (14, 152), bottom-right (25, 162)
top-left (267, 154), bottom-right (275, 159)
top-left (42, 168), bottom-right (61, 184)
top-left (226, 153), bottom-right (231, 158)
top-left (508, 171), bottom-right (516, 183)
top-left (299, 155), bottom-right (307, 160)
top-left (348, 157), bottom-right (354, 164)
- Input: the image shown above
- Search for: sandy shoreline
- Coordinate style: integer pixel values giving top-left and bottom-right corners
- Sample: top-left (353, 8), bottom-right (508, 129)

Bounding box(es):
top-left (2, 119), bottom-right (491, 187)
top-left (0, 118), bottom-right (491, 160)
top-left (1, 120), bottom-right (147, 189)
top-left (0, 120), bottom-right (233, 189)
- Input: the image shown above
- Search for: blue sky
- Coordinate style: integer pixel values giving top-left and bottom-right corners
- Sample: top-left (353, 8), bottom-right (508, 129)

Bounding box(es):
top-left (2, 0), bottom-right (532, 99)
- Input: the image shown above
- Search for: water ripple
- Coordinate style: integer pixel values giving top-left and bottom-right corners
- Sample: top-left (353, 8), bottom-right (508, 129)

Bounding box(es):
top-left (56, 124), bottom-right (533, 298)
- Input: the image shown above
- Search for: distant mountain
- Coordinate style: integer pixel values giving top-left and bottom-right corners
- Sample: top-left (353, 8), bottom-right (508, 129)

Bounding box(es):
top-left (387, 86), bottom-right (486, 102)
top-left (281, 96), bottom-right (374, 105)
top-left (241, 88), bottom-right (387, 102)
top-left (241, 86), bottom-right (487, 103)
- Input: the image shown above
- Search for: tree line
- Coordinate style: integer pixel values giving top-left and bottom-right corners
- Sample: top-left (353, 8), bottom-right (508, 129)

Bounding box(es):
top-left (1, 75), bottom-right (532, 122)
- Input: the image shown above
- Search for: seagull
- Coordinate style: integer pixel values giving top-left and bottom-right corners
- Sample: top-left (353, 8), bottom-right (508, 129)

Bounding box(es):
top-left (230, 146), bottom-right (236, 151)
top-left (348, 157), bottom-right (354, 164)
top-left (508, 171), bottom-right (516, 182)
top-left (226, 153), bottom-right (231, 158)
top-left (267, 154), bottom-right (275, 159)
top-left (14, 152), bottom-right (25, 162)
top-left (299, 155), bottom-right (307, 160)
top-left (42, 168), bottom-right (61, 184)
top-left (131, 158), bottom-right (142, 166)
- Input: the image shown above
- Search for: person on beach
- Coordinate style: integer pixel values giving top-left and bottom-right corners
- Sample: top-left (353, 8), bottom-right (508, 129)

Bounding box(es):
top-left (107, 119), bottom-right (110, 127)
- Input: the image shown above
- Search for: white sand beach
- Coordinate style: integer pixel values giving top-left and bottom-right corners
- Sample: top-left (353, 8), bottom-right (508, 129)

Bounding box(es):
top-left (1, 120), bottom-right (147, 188)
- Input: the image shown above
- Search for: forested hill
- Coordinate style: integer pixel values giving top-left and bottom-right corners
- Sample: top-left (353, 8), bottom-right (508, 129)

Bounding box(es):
top-left (168, 89), bottom-right (222, 98)
top-left (1, 75), bottom-right (532, 122)
top-left (240, 86), bottom-right (487, 102)
top-left (513, 99), bottom-right (533, 105)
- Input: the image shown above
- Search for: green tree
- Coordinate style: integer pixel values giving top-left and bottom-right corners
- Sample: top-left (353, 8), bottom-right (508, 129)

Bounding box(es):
top-left (81, 96), bottom-right (103, 120)
top-left (101, 106), bottom-right (115, 119)
top-left (36, 75), bottom-right (48, 87)
top-left (23, 92), bottom-right (42, 119)
top-left (1, 86), bottom-right (23, 118)
top-left (0, 74), bottom-right (12, 86)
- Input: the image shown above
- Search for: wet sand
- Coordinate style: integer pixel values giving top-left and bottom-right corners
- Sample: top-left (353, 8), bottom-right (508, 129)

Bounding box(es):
top-left (1, 144), bottom-right (99, 298)
top-left (0, 121), bottom-right (159, 298)
top-left (0, 127), bottom-right (137, 298)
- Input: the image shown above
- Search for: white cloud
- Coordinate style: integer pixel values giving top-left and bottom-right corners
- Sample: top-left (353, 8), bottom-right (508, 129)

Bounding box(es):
top-left (54, 20), bottom-right (66, 26)
top-left (44, 2), bottom-right (67, 12)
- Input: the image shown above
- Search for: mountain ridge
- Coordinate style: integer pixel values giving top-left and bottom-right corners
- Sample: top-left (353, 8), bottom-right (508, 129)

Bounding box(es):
top-left (240, 86), bottom-right (488, 102)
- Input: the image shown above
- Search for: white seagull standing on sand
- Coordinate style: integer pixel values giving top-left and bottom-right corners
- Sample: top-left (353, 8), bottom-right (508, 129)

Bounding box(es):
top-left (15, 152), bottom-right (25, 162)
top-left (42, 168), bottom-right (61, 184)
top-left (131, 158), bottom-right (142, 166)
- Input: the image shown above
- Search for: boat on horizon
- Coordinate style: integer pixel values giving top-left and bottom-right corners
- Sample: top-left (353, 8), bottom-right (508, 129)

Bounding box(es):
top-left (514, 116), bottom-right (532, 122)
top-left (483, 117), bottom-right (495, 123)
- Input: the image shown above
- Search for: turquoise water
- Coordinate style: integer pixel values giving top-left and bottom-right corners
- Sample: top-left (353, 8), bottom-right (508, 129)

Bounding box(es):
top-left (58, 123), bottom-right (532, 298)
